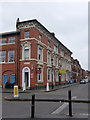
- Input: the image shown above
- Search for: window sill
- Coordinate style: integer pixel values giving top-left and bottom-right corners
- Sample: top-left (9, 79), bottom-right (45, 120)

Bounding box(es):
top-left (37, 80), bottom-right (43, 83)
top-left (0, 62), bottom-right (15, 64)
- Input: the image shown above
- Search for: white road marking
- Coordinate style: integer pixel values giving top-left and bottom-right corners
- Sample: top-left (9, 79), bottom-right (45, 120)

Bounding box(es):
top-left (52, 102), bottom-right (68, 114)
top-left (51, 96), bottom-right (77, 115)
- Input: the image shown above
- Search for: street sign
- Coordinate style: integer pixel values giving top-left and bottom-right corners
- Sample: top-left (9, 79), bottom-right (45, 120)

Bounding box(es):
top-left (59, 68), bottom-right (66, 74)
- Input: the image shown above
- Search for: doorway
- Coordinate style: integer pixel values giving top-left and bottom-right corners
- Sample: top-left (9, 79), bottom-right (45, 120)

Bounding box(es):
top-left (25, 72), bottom-right (29, 87)
top-left (22, 67), bottom-right (30, 88)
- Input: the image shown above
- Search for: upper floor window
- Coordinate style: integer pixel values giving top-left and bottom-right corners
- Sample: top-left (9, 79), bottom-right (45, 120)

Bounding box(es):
top-left (56, 56), bottom-right (58, 66)
top-left (38, 47), bottom-right (43, 61)
top-left (61, 49), bottom-right (64, 56)
top-left (47, 69), bottom-right (51, 82)
top-left (48, 41), bottom-right (50, 47)
top-left (39, 34), bottom-right (42, 41)
top-left (56, 71), bottom-right (59, 81)
top-left (0, 51), bottom-right (6, 62)
top-left (47, 52), bottom-right (51, 64)
top-left (0, 38), bottom-right (6, 44)
top-left (24, 47), bottom-right (29, 59)
top-left (8, 37), bottom-right (15, 43)
top-left (54, 45), bottom-right (58, 52)
top-left (8, 51), bottom-right (15, 62)
top-left (24, 31), bottom-right (30, 39)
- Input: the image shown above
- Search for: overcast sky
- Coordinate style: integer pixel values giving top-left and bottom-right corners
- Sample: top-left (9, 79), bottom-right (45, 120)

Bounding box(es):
top-left (0, 1), bottom-right (88, 70)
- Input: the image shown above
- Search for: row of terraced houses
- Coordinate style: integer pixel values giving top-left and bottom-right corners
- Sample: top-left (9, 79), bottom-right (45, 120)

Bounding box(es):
top-left (0, 18), bottom-right (89, 89)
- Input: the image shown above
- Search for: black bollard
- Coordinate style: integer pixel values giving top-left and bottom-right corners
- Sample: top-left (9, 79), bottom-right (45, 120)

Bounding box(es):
top-left (68, 90), bottom-right (72, 117)
top-left (31, 94), bottom-right (35, 118)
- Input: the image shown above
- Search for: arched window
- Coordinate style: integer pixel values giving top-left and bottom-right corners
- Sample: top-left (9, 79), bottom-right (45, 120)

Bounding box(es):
top-left (24, 46), bottom-right (29, 59)
top-left (21, 41), bottom-right (31, 60)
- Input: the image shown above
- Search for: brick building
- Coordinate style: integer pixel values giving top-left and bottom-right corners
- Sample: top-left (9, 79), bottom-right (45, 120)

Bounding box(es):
top-left (0, 18), bottom-right (72, 89)
top-left (71, 57), bottom-right (82, 82)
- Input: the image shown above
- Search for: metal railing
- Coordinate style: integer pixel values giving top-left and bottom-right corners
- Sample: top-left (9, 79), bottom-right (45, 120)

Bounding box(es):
top-left (5, 90), bottom-right (90, 118)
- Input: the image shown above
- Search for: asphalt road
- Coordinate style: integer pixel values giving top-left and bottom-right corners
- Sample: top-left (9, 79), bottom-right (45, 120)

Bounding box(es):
top-left (1, 83), bottom-right (89, 119)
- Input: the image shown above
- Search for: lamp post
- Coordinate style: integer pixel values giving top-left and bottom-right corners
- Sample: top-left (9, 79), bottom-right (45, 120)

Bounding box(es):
top-left (51, 58), bottom-right (54, 89)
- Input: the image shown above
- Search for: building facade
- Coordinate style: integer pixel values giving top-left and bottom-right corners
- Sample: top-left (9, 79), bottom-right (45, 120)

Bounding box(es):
top-left (0, 19), bottom-right (72, 89)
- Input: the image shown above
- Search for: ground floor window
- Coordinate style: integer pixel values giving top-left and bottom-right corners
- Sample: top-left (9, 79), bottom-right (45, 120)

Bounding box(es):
top-left (37, 68), bottom-right (43, 82)
top-left (47, 68), bottom-right (51, 82)
top-left (56, 71), bottom-right (59, 82)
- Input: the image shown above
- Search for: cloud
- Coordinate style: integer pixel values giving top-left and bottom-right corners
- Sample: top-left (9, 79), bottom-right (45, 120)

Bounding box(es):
top-left (0, 2), bottom-right (88, 70)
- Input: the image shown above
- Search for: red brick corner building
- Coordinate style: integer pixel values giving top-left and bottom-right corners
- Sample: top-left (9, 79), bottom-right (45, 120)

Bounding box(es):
top-left (0, 18), bottom-right (72, 89)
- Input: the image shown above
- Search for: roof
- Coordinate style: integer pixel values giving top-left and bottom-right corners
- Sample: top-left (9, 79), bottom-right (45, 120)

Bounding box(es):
top-left (17, 19), bottom-right (72, 54)
top-left (0, 31), bottom-right (20, 37)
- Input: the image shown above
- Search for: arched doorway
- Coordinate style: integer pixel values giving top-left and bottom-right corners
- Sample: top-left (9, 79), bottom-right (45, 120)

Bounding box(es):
top-left (22, 67), bottom-right (30, 88)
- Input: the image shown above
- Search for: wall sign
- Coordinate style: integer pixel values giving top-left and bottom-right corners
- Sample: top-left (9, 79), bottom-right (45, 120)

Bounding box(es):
top-left (24, 62), bottom-right (30, 65)
top-left (31, 73), bottom-right (33, 78)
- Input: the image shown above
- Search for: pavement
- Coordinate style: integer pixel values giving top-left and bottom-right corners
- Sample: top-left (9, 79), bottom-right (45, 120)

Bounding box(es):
top-left (2, 82), bottom-right (79, 94)
top-left (2, 83), bottom-right (89, 119)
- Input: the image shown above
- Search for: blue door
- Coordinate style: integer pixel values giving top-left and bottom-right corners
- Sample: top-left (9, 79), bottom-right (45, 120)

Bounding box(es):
top-left (11, 74), bottom-right (15, 83)
top-left (3, 75), bottom-right (7, 84)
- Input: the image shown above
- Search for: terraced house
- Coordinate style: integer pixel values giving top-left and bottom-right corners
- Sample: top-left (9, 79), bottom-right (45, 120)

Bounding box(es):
top-left (0, 18), bottom-right (72, 89)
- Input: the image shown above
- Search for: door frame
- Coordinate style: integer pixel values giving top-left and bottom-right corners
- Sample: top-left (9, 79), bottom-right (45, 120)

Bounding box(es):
top-left (22, 67), bottom-right (30, 88)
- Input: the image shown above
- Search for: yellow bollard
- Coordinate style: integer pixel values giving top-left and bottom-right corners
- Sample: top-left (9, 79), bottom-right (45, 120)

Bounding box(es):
top-left (14, 85), bottom-right (19, 97)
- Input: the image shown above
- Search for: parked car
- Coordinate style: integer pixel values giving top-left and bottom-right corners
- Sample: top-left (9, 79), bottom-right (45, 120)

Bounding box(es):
top-left (84, 79), bottom-right (89, 83)
top-left (5, 82), bottom-right (15, 88)
top-left (80, 80), bottom-right (86, 84)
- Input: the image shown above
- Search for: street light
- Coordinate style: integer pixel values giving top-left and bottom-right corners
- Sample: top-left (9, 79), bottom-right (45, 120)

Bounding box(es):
top-left (51, 58), bottom-right (54, 89)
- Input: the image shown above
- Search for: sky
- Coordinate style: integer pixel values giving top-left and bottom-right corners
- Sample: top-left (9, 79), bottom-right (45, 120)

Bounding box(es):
top-left (0, 1), bottom-right (88, 70)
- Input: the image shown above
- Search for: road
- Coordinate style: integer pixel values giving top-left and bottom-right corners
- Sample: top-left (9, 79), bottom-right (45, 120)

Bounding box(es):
top-left (1, 83), bottom-right (89, 119)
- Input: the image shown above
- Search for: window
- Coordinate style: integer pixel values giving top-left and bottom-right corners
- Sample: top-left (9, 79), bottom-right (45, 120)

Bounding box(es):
top-left (48, 41), bottom-right (50, 47)
top-left (61, 49), bottom-right (64, 56)
top-left (38, 47), bottom-right (43, 61)
top-left (38, 68), bottom-right (43, 82)
top-left (8, 51), bottom-right (15, 62)
top-left (54, 45), bottom-right (56, 51)
top-left (47, 52), bottom-right (51, 64)
top-left (56, 56), bottom-right (58, 66)
top-left (24, 47), bottom-right (29, 59)
top-left (0, 51), bottom-right (6, 62)
top-left (0, 38), bottom-right (6, 44)
top-left (56, 71), bottom-right (59, 81)
top-left (24, 31), bottom-right (30, 39)
top-left (54, 45), bottom-right (58, 52)
top-left (8, 37), bottom-right (15, 43)
top-left (47, 69), bottom-right (51, 81)
top-left (39, 34), bottom-right (42, 41)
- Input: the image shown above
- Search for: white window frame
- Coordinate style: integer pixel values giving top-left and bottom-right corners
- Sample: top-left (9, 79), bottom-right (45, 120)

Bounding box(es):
top-left (21, 41), bottom-right (31, 60)
top-left (47, 68), bottom-right (51, 82)
top-left (56, 71), bottom-right (59, 82)
top-left (0, 38), bottom-right (7, 44)
top-left (8, 51), bottom-right (15, 62)
top-left (24, 31), bottom-right (30, 39)
top-left (8, 37), bottom-right (15, 43)
top-left (47, 51), bottom-right (51, 65)
top-left (0, 51), bottom-right (6, 62)
top-left (56, 56), bottom-right (58, 66)
top-left (38, 45), bottom-right (43, 62)
top-left (24, 46), bottom-right (29, 60)
top-left (39, 34), bottom-right (42, 41)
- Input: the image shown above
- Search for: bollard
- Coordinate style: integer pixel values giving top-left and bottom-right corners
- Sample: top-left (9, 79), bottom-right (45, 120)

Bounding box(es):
top-left (46, 82), bottom-right (49, 91)
top-left (68, 90), bottom-right (72, 116)
top-left (31, 94), bottom-right (35, 118)
top-left (14, 85), bottom-right (19, 98)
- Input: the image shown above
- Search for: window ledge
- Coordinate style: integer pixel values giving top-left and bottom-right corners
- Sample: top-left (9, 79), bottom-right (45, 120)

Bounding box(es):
top-left (37, 80), bottom-right (43, 83)
top-left (0, 62), bottom-right (15, 64)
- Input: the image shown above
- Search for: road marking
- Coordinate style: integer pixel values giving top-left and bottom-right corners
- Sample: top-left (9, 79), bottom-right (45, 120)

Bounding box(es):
top-left (52, 102), bottom-right (68, 114)
top-left (51, 96), bottom-right (77, 115)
